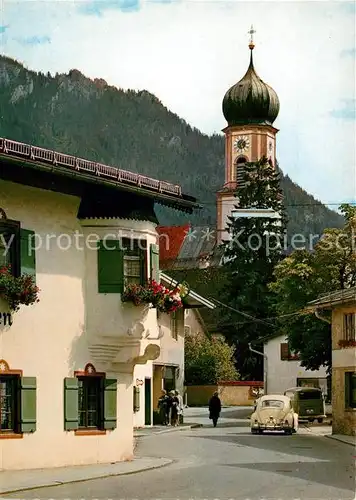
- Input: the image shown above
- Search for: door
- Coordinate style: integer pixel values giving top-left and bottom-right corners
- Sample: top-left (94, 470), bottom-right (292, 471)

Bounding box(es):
top-left (144, 378), bottom-right (152, 425)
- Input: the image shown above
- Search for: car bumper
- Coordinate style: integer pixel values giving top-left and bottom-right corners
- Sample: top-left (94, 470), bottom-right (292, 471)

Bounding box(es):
top-left (252, 423), bottom-right (291, 431)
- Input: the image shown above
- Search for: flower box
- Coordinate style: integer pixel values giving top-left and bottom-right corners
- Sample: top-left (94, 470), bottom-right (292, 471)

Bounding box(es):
top-left (0, 265), bottom-right (40, 312)
top-left (338, 339), bottom-right (356, 348)
top-left (121, 279), bottom-right (189, 314)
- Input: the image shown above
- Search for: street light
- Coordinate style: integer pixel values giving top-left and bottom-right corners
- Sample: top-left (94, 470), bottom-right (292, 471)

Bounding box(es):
top-left (248, 342), bottom-right (268, 395)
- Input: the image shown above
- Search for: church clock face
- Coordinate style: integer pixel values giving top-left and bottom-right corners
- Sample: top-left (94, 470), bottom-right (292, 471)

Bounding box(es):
top-left (234, 135), bottom-right (250, 154)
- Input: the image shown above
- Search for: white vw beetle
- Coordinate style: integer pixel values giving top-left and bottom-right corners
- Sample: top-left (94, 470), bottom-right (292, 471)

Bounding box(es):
top-left (250, 394), bottom-right (298, 435)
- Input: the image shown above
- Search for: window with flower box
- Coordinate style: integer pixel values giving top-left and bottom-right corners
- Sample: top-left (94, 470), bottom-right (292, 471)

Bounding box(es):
top-left (97, 238), bottom-right (151, 293)
top-left (280, 343), bottom-right (300, 361)
top-left (0, 210), bottom-right (36, 282)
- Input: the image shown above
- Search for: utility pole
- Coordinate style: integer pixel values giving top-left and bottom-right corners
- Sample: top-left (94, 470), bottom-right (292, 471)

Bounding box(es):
top-left (248, 343), bottom-right (268, 395)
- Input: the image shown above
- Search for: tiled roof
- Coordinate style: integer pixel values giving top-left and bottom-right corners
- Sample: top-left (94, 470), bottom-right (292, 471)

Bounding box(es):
top-left (307, 287), bottom-right (356, 309)
top-left (157, 224), bottom-right (190, 263)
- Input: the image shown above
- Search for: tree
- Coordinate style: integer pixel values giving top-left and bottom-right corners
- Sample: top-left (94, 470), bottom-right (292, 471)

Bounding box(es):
top-left (217, 157), bottom-right (287, 380)
top-left (184, 332), bottom-right (239, 385)
top-left (269, 204), bottom-right (356, 372)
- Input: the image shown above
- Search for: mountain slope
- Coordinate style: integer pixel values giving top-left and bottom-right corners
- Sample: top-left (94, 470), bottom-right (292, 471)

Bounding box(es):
top-left (0, 55), bottom-right (344, 233)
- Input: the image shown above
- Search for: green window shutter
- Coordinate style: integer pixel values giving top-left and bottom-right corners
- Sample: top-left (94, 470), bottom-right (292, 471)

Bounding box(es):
top-left (64, 377), bottom-right (79, 431)
top-left (133, 386), bottom-right (140, 412)
top-left (104, 378), bottom-right (117, 430)
top-left (150, 244), bottom-right (160, 282)
top-left (19, 377), bottom-right (36, 433)
top-left (20, 229), bottom-right (36, 282)
top-left (97, 240), bottom-right (124, 293)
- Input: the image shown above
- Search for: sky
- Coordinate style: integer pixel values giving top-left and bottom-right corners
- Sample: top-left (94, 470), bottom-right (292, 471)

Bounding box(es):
top-left (0, 0), bottom-right (355, 210)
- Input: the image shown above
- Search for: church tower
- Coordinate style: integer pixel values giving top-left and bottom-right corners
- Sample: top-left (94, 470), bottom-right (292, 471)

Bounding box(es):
top-left (216, 27), bottom-right (280, 243)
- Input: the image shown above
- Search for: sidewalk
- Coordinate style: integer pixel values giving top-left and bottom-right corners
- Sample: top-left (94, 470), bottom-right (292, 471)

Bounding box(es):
top-left (300, 424), bottom-right (356, 447)
top-left (134, 423), bottom-right (202, 437)
top-left (0, 457), bottom-right (173, 495)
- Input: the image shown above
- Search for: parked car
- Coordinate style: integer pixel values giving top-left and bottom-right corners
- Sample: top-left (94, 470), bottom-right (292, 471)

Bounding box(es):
top-left (284, 387), bottom-right (326, 423)
top-left (250, 394), bottom-right (298, 435)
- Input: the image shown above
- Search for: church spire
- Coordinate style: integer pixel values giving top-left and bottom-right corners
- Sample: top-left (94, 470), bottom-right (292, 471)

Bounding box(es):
top-left (248, 25), bottom-right (256, 65)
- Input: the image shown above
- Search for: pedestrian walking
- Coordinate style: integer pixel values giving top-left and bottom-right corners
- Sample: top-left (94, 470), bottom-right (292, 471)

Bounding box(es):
top-left (208, 391), bottom-right (221, 427)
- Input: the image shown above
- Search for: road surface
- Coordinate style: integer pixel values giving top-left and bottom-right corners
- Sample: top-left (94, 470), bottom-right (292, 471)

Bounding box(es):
top-left (6, 407), bottom-right (355, 500)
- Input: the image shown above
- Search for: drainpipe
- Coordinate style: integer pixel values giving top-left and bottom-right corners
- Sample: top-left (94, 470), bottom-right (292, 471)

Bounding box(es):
top-left (314, 308), bottom-right (331, 324)
top-left (248, 343), bottom-right (268, 396)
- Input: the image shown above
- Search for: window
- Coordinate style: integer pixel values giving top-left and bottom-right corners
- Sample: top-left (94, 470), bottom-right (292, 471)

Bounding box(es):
top-left (0, 217), bottom-right (20, 276)
top-left (64, 364), bottom-right (117, 433)
top-left (163, 366), bottom-right (176, 393)
top-left (97, 238), bottom-right (148, 293)
top-left (280, 342), bottom-right (300, 361)
top-left (78, 376), bottom-right (102, 429)
top-left (235, 157), bottom-right (246, 187)
top-left (171, 311), bottom-right (178, 340)
top-left (345, 372), bottom-right (356, 409)
top-left (343, 313), bottom-right (356, 341)
top-left (0, 375), bottom-right (19, 433)
top-left (123, 239), bottom-right (145, 286)
top-left (261, 399), bottom-right (284, 408)
top-left (0, 359), bottom-right (37, 436)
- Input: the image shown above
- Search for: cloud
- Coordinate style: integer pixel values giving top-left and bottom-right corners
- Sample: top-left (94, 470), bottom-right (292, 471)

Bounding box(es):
top-left (78, 0), bottom-right (141, 16)
top-left (0, 25), bottom-right (9, 34)
top-left (340, 48), bottom-right (356, 58)
top-left (16, 35), bottom-right (51, 46)
top-left (330, 99), bottom-right (356, 120)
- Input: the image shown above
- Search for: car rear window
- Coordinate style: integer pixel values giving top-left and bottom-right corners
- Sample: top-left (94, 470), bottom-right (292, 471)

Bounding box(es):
top-left (261, 400), bottom-right (284, 408)
top-left (298, 391), bottom-right (321, 400)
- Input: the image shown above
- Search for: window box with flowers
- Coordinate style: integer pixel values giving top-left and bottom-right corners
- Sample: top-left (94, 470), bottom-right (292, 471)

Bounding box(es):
top-left (0, 265), bottom-right (40, 312)
top-left (121, 279), bottom-right (189, 314)
top-left (338, 339), bottom-right (356, 348)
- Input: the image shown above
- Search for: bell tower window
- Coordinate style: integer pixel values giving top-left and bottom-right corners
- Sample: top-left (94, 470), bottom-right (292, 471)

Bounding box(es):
top-left (235, 156), bottom-right (247, 187)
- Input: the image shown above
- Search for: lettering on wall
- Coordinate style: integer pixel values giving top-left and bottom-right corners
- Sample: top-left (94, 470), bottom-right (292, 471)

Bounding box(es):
top-left (0, 312), bottom-right (13, 326)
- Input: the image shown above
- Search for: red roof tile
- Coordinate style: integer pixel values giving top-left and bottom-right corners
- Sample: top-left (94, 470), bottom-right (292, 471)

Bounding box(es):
top-left (157, 224), bottom-right (190, 263)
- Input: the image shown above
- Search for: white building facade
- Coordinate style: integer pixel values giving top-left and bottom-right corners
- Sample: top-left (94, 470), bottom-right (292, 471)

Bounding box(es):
top-left (264, 334), bottom-right (328, 396)
top-left (0, 137), bottom-right (198, 470)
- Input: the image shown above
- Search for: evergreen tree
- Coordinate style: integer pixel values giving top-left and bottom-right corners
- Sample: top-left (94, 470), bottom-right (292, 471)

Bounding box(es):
top-left (218, 157), bottom-right (287, 380)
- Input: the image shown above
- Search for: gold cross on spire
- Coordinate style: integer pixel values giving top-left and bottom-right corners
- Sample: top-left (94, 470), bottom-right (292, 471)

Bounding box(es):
top-left (248, 24), bottom-right (255, 50)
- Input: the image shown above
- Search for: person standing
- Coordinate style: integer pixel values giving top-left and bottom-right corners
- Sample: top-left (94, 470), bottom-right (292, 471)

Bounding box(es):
top-left (209, 391), bottom-right (221, 427)
top-left (158, 390), bottom-right (169, 425)
top-left (175, 390), bottom-right (184, 425)
top-left (170, 390), bottom-right (179, 426)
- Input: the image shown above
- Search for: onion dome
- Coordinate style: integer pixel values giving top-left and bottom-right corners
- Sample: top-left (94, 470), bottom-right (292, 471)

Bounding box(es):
top-left (222, 36), bottom-right (280, 127)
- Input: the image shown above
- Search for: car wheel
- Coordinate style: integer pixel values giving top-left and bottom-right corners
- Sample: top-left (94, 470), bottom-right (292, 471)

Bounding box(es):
top-left (308, 418), bottom-right (314, 423)
top-left (284, 429), bottom-right (292, 435)
top-left (258, 429), bottom-right (263, 434)
top-left (317, 418), bottom-right (323, 424)
top-left (251, 428), bottom-right (257, 434)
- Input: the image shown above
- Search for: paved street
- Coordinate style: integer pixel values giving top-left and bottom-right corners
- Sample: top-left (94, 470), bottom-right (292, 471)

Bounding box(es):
top-left (5, 407), bottom-right (355, 500)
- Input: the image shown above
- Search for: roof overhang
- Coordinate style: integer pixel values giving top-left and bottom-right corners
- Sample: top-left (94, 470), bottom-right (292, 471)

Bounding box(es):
top-left (160, 272), bottom-right (216, 310)
top-left (0, 138), bottom-right (201, 214)
top-left (305, 287), bottom-right (356, 312)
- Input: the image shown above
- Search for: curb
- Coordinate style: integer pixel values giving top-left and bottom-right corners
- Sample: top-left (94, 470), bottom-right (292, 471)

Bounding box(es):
top-left (0, 458), bottom-right (174, 496)
top-left (324, 434), bottom-right (356, 448)
top-left (134, 423), bottom-right (202, 437)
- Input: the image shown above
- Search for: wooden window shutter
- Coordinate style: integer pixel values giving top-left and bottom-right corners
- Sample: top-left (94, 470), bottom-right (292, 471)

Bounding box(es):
top-left (345, 373), bottom-right (350, 408)
top-left (97, 240), bottom-right (124, 293)
top-left (64, 377), bottom-right (79, 431)
top-left (19, 377), bottom-right (37, 433)
top-left (150, 244), bottom-right (160, 282)
top-left (104, 378), bottom-right (117, 430)
top-left (280, 343), bottom-right (289, 361)
top-left (133, 386), bottom-right (140, 412)
top-left (20, 229), bottom-right (36, 282)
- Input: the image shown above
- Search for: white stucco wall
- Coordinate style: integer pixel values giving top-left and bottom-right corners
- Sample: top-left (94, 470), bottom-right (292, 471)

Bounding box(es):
top-left (264, 335), bottom-right (328, 395)
top-left (0, 179), bottom-right (159, 470)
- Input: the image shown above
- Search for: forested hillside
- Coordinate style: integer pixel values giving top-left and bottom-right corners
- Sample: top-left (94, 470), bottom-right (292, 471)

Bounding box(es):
top-left (0, 55), bottom-right (344, 233)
